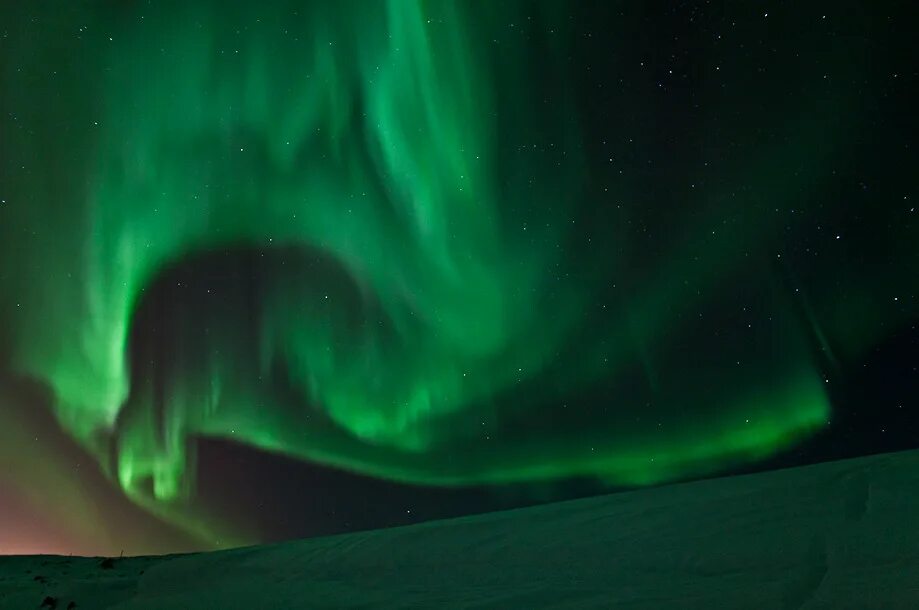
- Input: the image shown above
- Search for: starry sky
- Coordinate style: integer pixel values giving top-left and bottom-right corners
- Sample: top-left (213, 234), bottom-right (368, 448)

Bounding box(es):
top-left (0, 0), bottom-right (915, 556)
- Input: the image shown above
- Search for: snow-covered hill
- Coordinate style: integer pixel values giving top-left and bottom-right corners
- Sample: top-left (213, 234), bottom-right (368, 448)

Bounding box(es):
top-left (3, 448), bottom-right (919, 609)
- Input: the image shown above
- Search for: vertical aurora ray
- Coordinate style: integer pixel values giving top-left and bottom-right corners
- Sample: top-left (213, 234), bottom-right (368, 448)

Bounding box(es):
top-left (0, 0), bottom-right (914, 549)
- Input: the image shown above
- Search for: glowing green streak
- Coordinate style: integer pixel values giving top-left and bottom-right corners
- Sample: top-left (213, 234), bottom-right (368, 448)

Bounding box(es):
top-left (1, 0), bottom-right (902, 544)
top-left (51, 0), bottom-right (574, 453)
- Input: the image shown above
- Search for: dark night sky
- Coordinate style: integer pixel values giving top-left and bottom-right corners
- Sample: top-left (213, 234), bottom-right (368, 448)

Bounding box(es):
top-left (0, 1), bottom-right (916, 555)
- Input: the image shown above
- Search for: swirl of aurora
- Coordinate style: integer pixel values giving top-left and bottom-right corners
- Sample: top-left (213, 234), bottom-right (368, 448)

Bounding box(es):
top-left (5, 0), bottom-right (902, 545)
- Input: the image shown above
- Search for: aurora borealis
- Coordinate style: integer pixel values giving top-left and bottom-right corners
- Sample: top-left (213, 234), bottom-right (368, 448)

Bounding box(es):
top-left (1, 1), bottom-right (916, 555)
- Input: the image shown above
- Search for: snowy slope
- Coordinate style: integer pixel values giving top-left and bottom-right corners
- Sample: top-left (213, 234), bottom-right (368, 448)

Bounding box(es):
top-left (2, 448), bottom-right (919, 609)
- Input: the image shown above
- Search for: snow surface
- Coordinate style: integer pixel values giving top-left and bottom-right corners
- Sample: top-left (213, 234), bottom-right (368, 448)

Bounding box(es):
top-left (2, 448), bottom-right (919, 609)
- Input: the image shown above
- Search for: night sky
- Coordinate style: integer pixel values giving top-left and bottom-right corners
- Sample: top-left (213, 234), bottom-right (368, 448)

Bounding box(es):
top-left (0, 0), bottom-right (915, 556)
